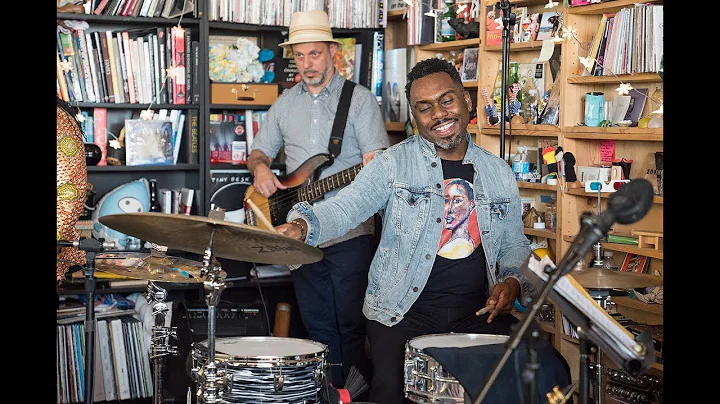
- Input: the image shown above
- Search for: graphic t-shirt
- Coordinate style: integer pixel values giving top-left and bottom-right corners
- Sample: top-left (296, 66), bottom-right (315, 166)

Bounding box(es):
top-left (415, 159), bottom-right (487, 308)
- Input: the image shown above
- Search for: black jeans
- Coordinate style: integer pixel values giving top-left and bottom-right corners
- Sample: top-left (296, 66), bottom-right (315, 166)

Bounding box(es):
top-left (366, 303), bottom-right (517, 404)
top-left (291, 234), bottom-right (374, 389)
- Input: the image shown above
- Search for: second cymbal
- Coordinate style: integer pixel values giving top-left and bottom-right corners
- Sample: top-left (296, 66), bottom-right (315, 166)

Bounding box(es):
top-left (96, 252), bottom-right (214, 283)
top-left (570, 266), bottom-right (663, 290)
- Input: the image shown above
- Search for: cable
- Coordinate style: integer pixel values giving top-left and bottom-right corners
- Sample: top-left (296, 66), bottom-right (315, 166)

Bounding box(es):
top-left (251, 262), bottom-right (274, 336)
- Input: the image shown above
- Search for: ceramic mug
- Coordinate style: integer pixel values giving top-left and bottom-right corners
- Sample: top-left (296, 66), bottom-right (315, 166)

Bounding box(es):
top-left (584, 92), bottom-right (605, 127)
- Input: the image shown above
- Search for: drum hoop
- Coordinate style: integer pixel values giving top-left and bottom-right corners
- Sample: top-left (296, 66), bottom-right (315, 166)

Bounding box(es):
top-left (192, 336), bottom-right (328, 366)
top-left (408, 332), bottom-right (509, 350)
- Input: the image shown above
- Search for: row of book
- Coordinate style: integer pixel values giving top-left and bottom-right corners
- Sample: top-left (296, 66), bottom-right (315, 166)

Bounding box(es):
top-left (583, 3), bottom-right (663, 77)
top-left (90, 0), bottom-right (196, 19)
top-left (56, 22), bottom-right (197, 106)
top-left (57, 317), bottom-right (153, 403)
top-left (208, 109), bottom-right (268, 165)
top-left (206, 0), bottom-right (384, 28)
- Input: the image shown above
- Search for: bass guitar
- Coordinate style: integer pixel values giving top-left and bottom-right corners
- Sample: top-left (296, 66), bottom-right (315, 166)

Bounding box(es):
top-left (244, 154), bottom-right (362, 231)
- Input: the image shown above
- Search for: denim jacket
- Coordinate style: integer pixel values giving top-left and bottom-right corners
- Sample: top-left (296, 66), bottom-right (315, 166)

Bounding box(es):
top-left (288, 133), bottom-right (536, 327)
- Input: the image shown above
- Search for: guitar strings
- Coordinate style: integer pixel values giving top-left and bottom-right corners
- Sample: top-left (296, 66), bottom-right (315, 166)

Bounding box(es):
top-left (249, 165), bottom-right (363, 222)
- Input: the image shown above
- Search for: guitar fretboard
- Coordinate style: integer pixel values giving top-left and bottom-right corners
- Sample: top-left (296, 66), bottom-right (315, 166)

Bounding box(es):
top-left (295, 164), bottom-right (363, 203)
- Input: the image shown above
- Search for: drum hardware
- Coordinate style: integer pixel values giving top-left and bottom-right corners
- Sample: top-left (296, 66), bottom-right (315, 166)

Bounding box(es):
top-left (145, 281), bottom-right (179, 404)
top-left (475, 180), bottom-right (656, 404)
top-left (57, 237), bottom-right (116, 404)
top-left (99, 210), bottom-right (324, 403)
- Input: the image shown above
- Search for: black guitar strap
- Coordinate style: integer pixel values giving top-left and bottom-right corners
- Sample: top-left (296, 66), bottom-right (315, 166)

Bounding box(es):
top-left (328, 80), bottom-right (356, 160)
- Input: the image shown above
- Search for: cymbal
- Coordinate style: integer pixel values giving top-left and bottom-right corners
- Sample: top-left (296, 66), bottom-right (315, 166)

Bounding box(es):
top-left (95, 252), bottom-right (211, 283)
top-left (99, 212), bottom-right (323, 266)
top-left (570, 266), bottom-right (663, 290)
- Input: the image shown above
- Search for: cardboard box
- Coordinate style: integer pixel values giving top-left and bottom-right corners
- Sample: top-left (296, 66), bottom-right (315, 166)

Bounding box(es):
top-left (210, 83), bottom-right (279, 106)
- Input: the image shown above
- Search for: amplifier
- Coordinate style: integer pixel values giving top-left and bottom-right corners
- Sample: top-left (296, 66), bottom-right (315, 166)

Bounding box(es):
top-left (180, 301), bottom-right (269, 339)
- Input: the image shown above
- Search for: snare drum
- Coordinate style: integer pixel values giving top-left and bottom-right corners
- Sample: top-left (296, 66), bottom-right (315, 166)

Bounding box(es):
top-left (404, 333), bottom-right (509, 404)
top-left (191, 336), bottom-right (328, 403)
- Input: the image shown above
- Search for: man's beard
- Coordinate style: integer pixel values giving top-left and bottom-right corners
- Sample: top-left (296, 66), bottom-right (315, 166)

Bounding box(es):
top-left (434, 131), bottom-right (464, 150)
top-left (302, 70), bottom-right (326, 87)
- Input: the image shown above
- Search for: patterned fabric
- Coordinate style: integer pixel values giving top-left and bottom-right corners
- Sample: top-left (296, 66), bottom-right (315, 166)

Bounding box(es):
top-left (56, 101), bottom-right (88, 280)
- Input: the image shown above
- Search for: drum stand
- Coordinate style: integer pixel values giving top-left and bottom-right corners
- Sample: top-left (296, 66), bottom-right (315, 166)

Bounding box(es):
top-left (145, 281), bottom-right (178, 404)
top-left (191, 224), bottom-right (232, 404)
top-left (57, 237), bottom-right (114, 404)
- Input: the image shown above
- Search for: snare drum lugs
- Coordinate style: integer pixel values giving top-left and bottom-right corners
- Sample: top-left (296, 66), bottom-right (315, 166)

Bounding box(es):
top-left (404, 333), bottom-right (509, 404)
top-left (192, 336), bottom-right (328, 403)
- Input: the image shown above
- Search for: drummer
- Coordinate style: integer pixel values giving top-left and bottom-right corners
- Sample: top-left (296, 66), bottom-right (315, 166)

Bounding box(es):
top-left (276, 58), bottom-right (538, 404)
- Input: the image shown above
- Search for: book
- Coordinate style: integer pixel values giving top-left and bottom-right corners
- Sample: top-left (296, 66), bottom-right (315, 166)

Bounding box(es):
top-left (383, 48), bottom-right (408, 123)
top-left (93, 323), bottom-right (107, 402)
top-left (171, 26), bottom-right (187, 104)
top-left (461, 47), bottom-right (479, 82)
top-left (333, 37), bottom-right (357, 82)
top-left (208, 119), bottom-right (246, 164)
top-left (93, 108), bottom-right (108, 166)
top-left (584, 13), bottom-right (611, 74)
top-left (109, 318), bottom-right (131, 400)
top-left (535, 11), bottom-right (560, 41)
top-left (606, 234), bottom-right (639, 245)
top-left (624, 88), bottom-right (648, 126)
top-left (179, 187), bottom-right (195, 215)
top-left (185, 28), bottom-right (193, 103)
top-left (124, 119), bottom-right (175, 166)
top-left (485, 4), bottom-right (503, 46)
top-left (371, 31), bottom-right (384, 103)
top-left (179, 108), bottom-right (199, 164)
top-left (106, 30), bottom-right (122, 103)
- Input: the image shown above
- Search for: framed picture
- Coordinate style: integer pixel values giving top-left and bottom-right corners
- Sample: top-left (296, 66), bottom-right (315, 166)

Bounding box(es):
top-left (461, 48), bottom-right (479, 82)
top-left (520, 197), bottom-right (536, 217)
top-left (620, 253), bottom-right (650, 273)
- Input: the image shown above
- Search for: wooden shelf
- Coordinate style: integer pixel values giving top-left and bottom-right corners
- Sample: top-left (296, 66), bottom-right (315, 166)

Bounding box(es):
top-left (561, 236), bottom-right (664, 260)
top-left (566, 73), bottom-right (662, 84)
top-left (524, 227), bottom-right (557, 240)
top-left (567, 0), bottom-right (662, 15)
top-left (518, 181), bottom-right (557, 191)
top-left (565, 188), bottom-right (664, 205)
top-left (385, 122), bottom-right (406, 132)
top-left (467, 124), bottom-right (479, 134)
top-left (561, 335), bottom-right (579, 344)
top-left (480, 124), bottom-right (560, 137)
top-left (87, 164), bottom-right (200, 172)
top-left (563, 127), bottom-right (663, 141)
top-left (387, 9), bottom-right (407, 20)
top-left (611, 296), bottom-right (663, 315)
top-left (483, 40), bottom-right (560, 52)
top-left (462, 81), bottom-right (479, 88)
top-left (417, 38), bottom-right (479, 51)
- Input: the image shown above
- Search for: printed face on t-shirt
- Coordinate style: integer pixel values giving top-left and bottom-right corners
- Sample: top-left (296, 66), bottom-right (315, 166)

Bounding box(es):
top-left (438, 178), bottom-right (481, 259)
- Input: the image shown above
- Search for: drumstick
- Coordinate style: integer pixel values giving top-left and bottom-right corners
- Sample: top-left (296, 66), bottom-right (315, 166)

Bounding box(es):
top-left (246, 199), bottom-right (276, 233)
top-left (475, 304), bottom-right (496, 316)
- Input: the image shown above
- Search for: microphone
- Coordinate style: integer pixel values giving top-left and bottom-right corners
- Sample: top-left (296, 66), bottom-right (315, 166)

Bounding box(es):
top-left (556, 178), bottom-right (654, 277)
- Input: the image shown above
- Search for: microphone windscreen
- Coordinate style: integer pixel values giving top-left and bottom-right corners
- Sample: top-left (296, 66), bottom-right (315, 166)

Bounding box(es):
top-left (607, 179), bottom-right (654, 224)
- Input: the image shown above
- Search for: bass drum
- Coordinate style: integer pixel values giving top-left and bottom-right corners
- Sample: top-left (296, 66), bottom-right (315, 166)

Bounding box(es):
top-left (192, 336), bottom-right (328, 403)
top-left (404, 333), bottom-right (509, 403)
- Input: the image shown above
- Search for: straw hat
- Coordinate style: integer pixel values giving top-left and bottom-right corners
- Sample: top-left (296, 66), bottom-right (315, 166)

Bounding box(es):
top-left (279, 10), bottom-right (342, 48)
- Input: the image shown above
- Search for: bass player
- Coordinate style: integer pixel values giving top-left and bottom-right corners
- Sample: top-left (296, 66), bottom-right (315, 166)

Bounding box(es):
top-left (245, 10), bottom-right (389, 393)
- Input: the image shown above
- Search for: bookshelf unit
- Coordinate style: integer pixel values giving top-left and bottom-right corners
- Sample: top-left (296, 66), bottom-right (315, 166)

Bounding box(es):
top-left (384, 0), bottom-right (664, 392)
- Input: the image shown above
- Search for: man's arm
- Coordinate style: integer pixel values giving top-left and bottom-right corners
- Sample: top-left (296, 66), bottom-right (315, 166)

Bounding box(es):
top-left (247, 149), bottom-right (286, 196)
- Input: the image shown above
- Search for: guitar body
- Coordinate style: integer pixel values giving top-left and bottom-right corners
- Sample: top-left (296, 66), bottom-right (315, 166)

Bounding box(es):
top-left (245, 154), bottom-right (336, 231)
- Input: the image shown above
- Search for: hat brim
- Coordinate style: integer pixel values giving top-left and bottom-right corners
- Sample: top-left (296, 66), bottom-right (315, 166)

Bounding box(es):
top-left (279, 37), bottom-right (343, 48)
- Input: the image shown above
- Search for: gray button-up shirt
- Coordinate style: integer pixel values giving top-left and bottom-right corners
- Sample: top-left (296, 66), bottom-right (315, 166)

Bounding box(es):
top-left (253, 71), bottom-right (390, 246)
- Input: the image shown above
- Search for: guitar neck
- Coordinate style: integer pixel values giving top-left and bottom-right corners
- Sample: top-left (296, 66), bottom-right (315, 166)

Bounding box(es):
top-left (296, 163), bottom-right (363, 202)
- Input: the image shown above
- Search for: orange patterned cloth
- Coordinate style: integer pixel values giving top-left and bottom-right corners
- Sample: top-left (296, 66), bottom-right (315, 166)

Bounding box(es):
top-left (56, 101), bottom-right (88, 280)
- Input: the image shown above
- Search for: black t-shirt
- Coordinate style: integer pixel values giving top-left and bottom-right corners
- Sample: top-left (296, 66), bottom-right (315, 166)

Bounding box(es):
top-left (415, 159), bottom-right (487, 308)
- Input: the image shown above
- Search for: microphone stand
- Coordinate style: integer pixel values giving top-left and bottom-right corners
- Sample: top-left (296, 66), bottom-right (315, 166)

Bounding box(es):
top-left (473, 212), bottom-right (610, 404)
top-left (498, 0), bottom-right (515, 161)
top-left (57, 238), bottom-right (114, 404)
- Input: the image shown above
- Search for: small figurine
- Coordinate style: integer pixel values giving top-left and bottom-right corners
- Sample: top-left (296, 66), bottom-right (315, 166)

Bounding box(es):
top-left (448, 18), bottom-right (480, 39)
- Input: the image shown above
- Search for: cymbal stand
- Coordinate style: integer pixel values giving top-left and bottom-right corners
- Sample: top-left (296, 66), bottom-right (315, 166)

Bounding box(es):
top-left (57, 237), bottom-right (114, 404)
top-left (193, 226), bottom-right (231, 404)
top-left (144, 281), bottom-right (178, 404)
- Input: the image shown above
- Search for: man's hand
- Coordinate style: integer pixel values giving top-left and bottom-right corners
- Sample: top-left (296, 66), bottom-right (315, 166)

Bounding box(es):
top-left (484, 278), bottom-right (520, 323)
top-left (275, 219), bottom-right (306, 241)
top-left (253, 164), bottom-right (287, 197)
top-left (362, 150), bottom-right (379, 166)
